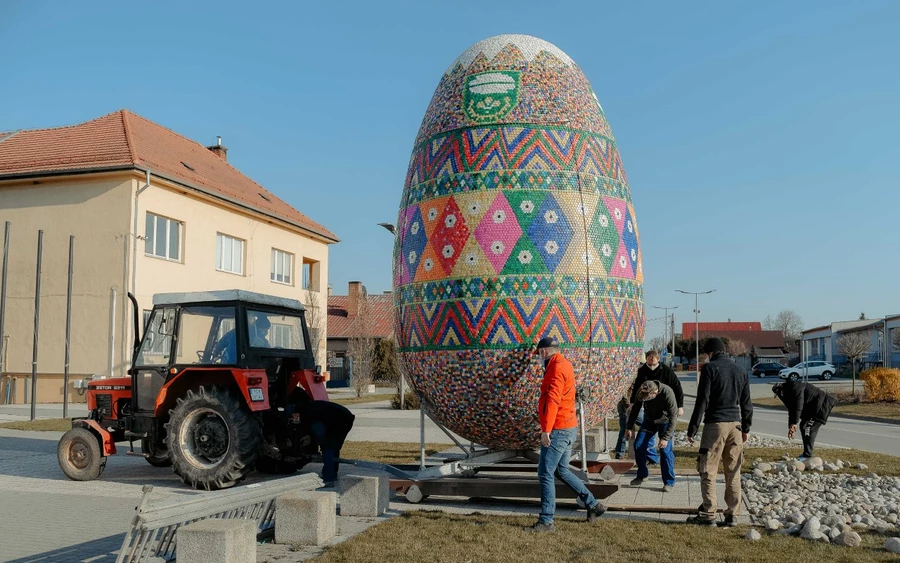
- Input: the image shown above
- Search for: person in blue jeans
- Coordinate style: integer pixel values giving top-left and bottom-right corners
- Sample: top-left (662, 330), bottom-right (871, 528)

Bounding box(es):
top-left (529, 336), bottom-right (607, 532)
top-left (625, 380), bottom-right (679, 491)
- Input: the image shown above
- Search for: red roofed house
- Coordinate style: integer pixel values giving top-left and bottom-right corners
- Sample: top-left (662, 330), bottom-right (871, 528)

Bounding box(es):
top-left (0, 110), bottom-right (338, 403)
top-left (681, 321), bottom-right (786, 362)
top-left (326, 281), bottom-right (394, 387)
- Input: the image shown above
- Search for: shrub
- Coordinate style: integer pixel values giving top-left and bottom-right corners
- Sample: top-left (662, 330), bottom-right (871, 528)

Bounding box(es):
top-left (860, 367), bottom-right (900, 402)
top-left (390, 391), bottom-right (420, 410)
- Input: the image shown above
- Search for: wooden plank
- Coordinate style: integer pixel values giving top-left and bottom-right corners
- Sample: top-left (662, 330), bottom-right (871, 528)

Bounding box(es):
top-left (390, 478), bottom-right (619, 500)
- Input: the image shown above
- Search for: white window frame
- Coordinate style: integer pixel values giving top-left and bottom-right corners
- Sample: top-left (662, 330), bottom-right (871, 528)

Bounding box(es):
top-left (270, 248), bottom-right (294, 286)
top-left (271, 324), bottom-right (292, 349)
top-left (216, 233), bottom-right (245, 275)
top-left (144, 212), bottom-right (183, 262)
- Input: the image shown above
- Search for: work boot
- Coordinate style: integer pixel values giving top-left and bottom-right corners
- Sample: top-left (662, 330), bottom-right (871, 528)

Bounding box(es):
top-left (586, 502), bottom-right (607, 522)
top-left (717, 515), bottom-right (737, 527)
top-left (686, 515), bottom-right (716, 527)
top-left (629, 477), bottom-right (644, 487)
top-left (527, 521), bottom-right (555, 532)
top-left (662, 484), bottom-right (673, 493)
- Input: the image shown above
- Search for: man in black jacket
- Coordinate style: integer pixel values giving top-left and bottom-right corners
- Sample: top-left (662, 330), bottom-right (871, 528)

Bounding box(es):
top-left (772, 380), bottom-right (837, 458)
top-left (631, 350), bottom-right (685, 417)
top-left (686, 338), bottom-right (753, 527)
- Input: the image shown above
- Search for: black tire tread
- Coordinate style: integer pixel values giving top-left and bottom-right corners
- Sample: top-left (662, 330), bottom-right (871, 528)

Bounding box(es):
top-left (165, 385), bottom-right (261, 490)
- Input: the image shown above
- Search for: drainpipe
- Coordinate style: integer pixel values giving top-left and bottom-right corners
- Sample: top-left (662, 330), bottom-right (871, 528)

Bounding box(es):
top-left (130, 170), bottom-right (151, 350)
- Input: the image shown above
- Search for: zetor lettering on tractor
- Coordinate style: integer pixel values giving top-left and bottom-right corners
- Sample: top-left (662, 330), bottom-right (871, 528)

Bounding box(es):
top-left (57, 290), bottom-right (328, 490)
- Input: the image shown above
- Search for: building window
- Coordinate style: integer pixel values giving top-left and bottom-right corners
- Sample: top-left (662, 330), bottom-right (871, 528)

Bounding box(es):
top-left (271, 324), bottom-right (292, 348)
top-left (216, 233), bottom-right (244, 275)
top-left (271, 249), bottom-right (293, 285)
top-left (302, 258), bottom-right (320, 291)
top-left (144, 212), bottom-right (182, 261)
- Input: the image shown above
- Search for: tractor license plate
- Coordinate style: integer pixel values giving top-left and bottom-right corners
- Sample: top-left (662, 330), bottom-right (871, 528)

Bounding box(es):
top-left (249, 388), bottom-right (264, 402)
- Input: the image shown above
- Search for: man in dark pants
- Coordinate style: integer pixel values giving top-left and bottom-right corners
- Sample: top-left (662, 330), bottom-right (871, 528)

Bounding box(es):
top-left (528, 336), bottom-right (607, 532)
top-left (686, 337), bottom-right (753, 527)
top-left (625, 380), bottom-right (679, 491)
top-left (772, 380), bottom-right (837, 459)
top-left (294, 398), bottom-right (355, 487)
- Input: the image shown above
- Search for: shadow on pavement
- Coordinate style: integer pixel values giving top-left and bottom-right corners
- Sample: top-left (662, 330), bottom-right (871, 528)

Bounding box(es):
top-left (5, 534), bottom-right (123, 563)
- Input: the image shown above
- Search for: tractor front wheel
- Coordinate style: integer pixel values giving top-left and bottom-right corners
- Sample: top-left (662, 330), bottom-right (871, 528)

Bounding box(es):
top-left (58, 427), bottom-right (106, 481)
top-left (166, 386), bottom-right (260, 490)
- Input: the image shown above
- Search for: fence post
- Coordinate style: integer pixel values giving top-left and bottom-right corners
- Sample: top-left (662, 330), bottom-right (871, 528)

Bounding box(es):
top-left (30, 230), bottom-right (43, 421)
top-left (63, 235), bottom-right (74, 418)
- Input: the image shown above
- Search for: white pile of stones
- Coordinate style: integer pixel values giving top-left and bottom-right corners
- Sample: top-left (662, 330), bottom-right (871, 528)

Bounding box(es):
top-left (742, 456), bottom-right (900, 552)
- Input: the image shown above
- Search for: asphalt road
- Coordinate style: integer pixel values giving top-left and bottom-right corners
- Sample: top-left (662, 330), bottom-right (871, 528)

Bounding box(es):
top-left (676, 372), bottom-right (900, 456)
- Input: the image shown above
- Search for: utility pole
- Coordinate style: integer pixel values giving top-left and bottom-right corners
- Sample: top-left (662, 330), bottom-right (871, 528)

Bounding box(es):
top-left (652, 305), bottom-right (678, 365)
top-left (676, 289), bottom-right (716, 382)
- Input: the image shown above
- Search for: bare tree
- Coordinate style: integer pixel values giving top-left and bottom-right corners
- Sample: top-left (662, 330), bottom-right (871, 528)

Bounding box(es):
top-left (727, 339), bottom-right (748, 357)
top-left (763, 310), bottom-right (803, 352)
top-left (647, 336), bottom-right (665, 353)
top-left (837, 331), bottom-right (871, 397)
top-left (304, 290), bottom-right (324, 366)
top-left (892, 328), bottom-right (900, 351)
top-left (348, 298), bottom-right (377, 398)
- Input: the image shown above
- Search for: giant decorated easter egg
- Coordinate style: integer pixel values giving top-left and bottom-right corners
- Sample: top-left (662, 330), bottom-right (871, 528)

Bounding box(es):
top-left (393, 35), bottom-right (644, 449)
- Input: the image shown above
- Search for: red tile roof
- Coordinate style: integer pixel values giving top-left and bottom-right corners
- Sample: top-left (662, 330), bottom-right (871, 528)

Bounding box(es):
top-left (0, 110), bottom-right (338, 242)
top-left (327, 294), bottom-right (394, 339)
top-left (690, 329), bottom-right (785, 349)
top-left (682, 322), bottom-right (761, 340)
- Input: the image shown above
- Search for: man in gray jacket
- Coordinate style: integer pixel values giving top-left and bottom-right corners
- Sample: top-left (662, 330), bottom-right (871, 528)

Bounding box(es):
top-left (624, 380), bottom-right (679, 491)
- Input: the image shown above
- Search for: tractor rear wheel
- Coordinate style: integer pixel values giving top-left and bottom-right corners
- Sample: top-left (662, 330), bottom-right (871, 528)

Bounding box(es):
top-left (166, 385), bottom-right (260, 490)
top-left (58, 427), bottom-right (106, 481)
top-left (141, 437), bottom-right (172, 467)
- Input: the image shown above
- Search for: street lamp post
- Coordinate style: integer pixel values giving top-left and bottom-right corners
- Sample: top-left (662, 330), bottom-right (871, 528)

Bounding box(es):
top-left (651, 305), bottom-right (678, 366)
top-left (378, 222), bottom-right (405, 409)
top-left (676, 289), bottom-right (716, 382)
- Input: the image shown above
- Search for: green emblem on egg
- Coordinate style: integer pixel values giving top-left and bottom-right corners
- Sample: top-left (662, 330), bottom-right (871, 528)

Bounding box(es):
top-left (463, 71), bottom-right (521, 123)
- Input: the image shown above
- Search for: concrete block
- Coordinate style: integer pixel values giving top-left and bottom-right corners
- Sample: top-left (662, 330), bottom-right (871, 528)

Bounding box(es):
top-left (583, 431), bottom-right (605, 453)
top-left (275, 491), bottom-right (337, 546)
top-left (177, 518), bottom-right (256, 563)
top-left (339, 475), bottom-right (390, 517)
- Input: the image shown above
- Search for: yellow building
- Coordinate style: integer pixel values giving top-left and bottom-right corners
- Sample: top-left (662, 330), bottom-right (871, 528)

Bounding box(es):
top-left (0, 110), bottom-right (338, 403)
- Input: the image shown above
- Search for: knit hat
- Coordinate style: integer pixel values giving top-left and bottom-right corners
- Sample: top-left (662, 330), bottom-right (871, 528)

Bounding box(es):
top-left (702, 337), bottom-right (726, 355)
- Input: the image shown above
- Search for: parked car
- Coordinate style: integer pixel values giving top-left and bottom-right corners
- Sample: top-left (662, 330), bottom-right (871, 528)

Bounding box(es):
top-left (751, 362), bottom-right (784, 377)
top-left (778, 361), bottom-right (836, 381)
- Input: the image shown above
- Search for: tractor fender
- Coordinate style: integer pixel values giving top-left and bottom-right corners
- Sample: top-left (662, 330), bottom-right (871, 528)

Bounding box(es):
top-left (288, 369), bottom-right (329, 401)
top-left (155, 368), bottom-right (270, 417)
top-left (72, 419), bottom-right (117, 456)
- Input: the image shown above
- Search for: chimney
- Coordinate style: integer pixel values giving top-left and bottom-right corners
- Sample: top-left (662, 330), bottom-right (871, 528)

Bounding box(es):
top-left (327, 283), bottom-right (333, 297)
top-left (207, 136), bottom-right (228, 161)
top-left (348, 281), bottom-right (363, 316)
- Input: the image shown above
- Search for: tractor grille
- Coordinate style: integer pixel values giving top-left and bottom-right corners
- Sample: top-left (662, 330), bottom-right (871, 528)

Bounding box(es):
top-left (96, 393), bottom-right (112, 417)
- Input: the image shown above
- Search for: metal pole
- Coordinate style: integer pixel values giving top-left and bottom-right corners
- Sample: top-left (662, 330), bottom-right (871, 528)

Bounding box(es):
top-left (30, 230), bottom-right (43, 421)
top-left (400, 373), bottom-right (406, 410)
top-left (695, 294), bottom-right (700, 383)
top-left (63, 235), bottom-right (74, 418)
top-left (0, 221), bottom-right (9, 378)
top-left (578, 398), bottom-right (587, 472)
top-left (419, 404), bottom-right (426, 471)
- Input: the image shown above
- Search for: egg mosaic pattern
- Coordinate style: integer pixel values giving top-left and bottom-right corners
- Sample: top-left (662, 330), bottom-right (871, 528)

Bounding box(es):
top-left (393, 35), bottom-right (645, 449)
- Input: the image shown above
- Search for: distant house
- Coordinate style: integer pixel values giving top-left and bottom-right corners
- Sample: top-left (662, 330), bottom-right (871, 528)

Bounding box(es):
top-left (680, 321), bottom-right (786, 362)
top-left (804, 316), bottom-right (900, 369)
top-left (326, 281), bottom-right (394, 387)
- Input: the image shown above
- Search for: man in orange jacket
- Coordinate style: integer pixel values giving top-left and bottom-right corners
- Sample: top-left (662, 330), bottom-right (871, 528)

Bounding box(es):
top-left (529, 336), bottom-right (607, 532)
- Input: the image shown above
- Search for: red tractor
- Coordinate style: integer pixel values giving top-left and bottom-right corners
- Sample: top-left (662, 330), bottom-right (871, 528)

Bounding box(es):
top-left (57, 290), bottom-right (328, 490)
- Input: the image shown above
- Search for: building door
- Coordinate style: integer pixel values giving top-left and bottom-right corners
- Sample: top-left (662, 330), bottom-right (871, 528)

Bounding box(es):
top-left (327, 354), bottom-right (349, 388)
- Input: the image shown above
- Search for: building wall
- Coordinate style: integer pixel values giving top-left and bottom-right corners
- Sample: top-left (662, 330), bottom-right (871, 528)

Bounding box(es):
top-left (0, 174), bottom-right (135, 404)
top-left (131, 177), bottom-right (330, 365)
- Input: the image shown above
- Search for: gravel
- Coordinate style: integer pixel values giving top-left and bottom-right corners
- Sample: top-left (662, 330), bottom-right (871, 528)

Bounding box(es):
top-left (743, 457), bottom-right (900, 549)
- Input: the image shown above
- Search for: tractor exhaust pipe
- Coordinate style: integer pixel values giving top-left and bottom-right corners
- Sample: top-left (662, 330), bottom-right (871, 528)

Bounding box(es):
top-left (127, 292), bottom-right (140, 360)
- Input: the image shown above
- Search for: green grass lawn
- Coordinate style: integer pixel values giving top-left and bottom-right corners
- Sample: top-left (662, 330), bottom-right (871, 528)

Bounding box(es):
top-left (753, 396), bottom-right (900, 421)
top-left (0, 418), bottom-right (71, 431)
top-left (308, 511), bottom-right (897, 563)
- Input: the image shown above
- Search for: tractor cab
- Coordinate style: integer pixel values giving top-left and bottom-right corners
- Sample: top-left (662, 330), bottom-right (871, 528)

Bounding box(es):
top-left (58, 290), bottom-right (328, 490)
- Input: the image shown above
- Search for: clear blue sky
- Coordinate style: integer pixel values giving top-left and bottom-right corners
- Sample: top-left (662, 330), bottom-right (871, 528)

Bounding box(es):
top-left (2, 1), bottom-right (897, 342)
